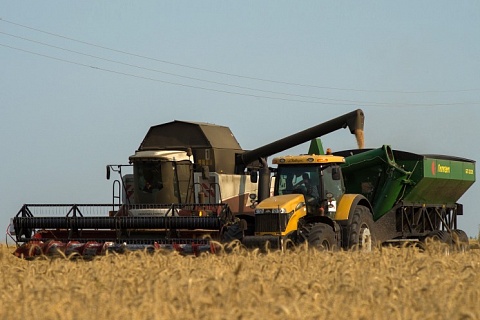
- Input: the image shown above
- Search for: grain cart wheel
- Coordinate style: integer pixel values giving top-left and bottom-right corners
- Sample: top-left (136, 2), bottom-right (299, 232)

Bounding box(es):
top-left (299, 222), bottom-right (336, 251)
top-left (452, 229), bottom-right (469, 252)
top-left (426, 230), bottom-right (452, 244)
top-left (348, 205), bottom-right (374, 251)
top-left (424, 230), bottom-right (452, 254)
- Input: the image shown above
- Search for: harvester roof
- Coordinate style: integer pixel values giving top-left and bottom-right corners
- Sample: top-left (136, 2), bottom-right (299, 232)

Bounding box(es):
top-left (137, 120), bottom-right (244, 174)
top-left (137, 120), bottom-right (243, 152)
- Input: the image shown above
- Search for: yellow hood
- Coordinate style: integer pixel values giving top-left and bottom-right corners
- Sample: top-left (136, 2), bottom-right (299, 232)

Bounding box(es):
top-left (256, 194), bottom-right (305, 213)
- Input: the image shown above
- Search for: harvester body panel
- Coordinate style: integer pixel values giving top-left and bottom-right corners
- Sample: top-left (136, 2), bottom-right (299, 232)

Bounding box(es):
top-left (193, 172), bottom-right (257, 214)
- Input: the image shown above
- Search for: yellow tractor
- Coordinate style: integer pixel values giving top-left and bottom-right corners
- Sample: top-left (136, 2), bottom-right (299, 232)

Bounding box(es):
top-left (248, 152), bottom-right (372, 250)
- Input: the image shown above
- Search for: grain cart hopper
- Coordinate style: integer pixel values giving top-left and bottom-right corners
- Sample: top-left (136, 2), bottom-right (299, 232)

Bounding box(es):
top-left (337, 146), bottom-right (475, 247)
top-left (247, 144), bottom-right (475, 250)
top-left (9, 110), bottom-right (365, 258)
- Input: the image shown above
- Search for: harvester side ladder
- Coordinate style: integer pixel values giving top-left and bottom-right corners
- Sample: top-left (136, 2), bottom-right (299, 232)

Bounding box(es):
top-left (112, 179), bottom-right (121, 212)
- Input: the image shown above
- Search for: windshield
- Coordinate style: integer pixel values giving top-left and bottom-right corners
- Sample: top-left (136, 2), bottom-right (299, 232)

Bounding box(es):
top-left (275, 164), bottom-right (344, 201)
top-left (136, 162), bottom-right (163, 193)
top-left (133, 160), bottom-right (193, 204)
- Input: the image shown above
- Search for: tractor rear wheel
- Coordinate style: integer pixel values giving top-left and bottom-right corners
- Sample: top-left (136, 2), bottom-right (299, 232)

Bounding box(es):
top-left (299, 222), bottom-right (336, 251)
top-left (348, 205), bottom-right (374, 251)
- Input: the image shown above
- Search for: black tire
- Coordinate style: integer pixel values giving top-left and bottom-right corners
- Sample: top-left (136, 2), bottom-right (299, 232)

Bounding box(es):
top-left (221, 220), bottom-right (245, 243)
top-left (348, 205), bottom-right (374, 251)
top-left (424, 230), bottom-right (453, 254)
top-left (452, 229), bottom-right (469, 252)
top-left (298, 222), bottom-right (336, 251)
top-left (426, 230), bottom-right (452, 245)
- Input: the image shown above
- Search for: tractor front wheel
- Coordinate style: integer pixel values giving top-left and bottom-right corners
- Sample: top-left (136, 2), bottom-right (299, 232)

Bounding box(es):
top-left (299, 222), bottom-right (336, 251)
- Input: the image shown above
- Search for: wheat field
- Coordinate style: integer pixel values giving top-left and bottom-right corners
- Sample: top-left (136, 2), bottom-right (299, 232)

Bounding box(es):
top-left (1, 242), bottom-right (479, 320)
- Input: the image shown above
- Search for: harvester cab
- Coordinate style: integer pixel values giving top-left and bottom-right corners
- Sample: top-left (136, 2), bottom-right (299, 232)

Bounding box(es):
top-left (106, 121), bottom-right (260, 216)
top-left (129, 150), bottom-right (193, 206)
top-left (106, 150), bottom-right (194, 207)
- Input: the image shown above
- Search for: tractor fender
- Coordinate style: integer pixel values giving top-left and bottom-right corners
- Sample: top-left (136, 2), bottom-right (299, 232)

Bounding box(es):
top-left (334, 194), bottom-right (373, 223)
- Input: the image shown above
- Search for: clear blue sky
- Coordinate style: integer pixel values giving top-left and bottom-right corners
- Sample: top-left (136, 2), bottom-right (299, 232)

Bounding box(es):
top-left (2, 2), bottom-right (479, 239)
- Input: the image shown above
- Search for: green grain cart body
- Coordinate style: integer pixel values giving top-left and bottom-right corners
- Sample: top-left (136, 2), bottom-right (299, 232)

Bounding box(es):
top-left (337, 147), bottom-right (475, 221)
top-left (397, 152), bottom-right (475, 205)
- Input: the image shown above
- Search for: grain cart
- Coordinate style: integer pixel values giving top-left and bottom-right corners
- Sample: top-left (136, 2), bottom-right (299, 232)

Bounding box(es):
top-left (9, 110), bottom-right (365, 258)
top-left (247, 144), bottom-right (475, 250)
top-left (338, 147), bottom-right (475, 248)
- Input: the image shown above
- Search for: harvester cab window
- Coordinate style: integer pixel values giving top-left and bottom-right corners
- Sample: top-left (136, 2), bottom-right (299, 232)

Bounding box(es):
top-left (173, 161), bottom-right (194, 203)
top-left (137, 162), bottom-right (163, 193)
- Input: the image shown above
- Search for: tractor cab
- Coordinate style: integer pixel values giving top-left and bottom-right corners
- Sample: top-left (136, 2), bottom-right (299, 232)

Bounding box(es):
top-left (253, 154), bottom-right (346, 237)
top-left (272, 154), bottom-right (346, 217)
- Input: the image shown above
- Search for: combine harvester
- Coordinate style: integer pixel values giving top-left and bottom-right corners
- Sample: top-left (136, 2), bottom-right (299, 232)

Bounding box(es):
top-left (8, 109), bottom-right (475, 257)
top-left (9, 110), bottom-right (365, 258)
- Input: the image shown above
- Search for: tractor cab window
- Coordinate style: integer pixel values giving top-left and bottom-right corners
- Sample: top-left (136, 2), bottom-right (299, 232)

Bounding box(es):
top-left (275, 164), bottom-right (344, 212)
top-left (322, 165), bottom-right (344, 201)
top-left (275, 165), bottom-right (321, 200)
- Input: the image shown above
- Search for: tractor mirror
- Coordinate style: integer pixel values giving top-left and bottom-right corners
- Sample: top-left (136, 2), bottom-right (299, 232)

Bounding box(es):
top-left (106, 166), bottom-right (111, 180)
top-left (332, 167), bottom-right (341, 180)
top-left (250, 170), bottom-right (258, 183)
